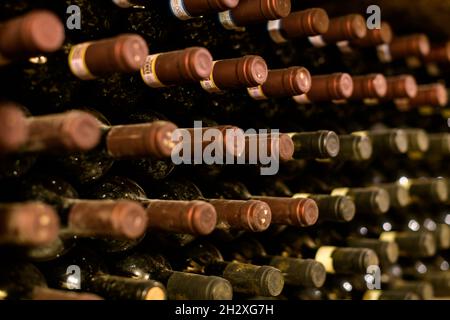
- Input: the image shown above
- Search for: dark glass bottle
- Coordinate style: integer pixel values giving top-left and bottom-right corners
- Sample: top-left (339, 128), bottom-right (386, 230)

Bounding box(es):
top-left (0, 261), bottom-right (103, 300)
top-left (4, 34), bottom-right (148, 112)
top-left (172, 241), bottom-right (285, 297)
top-left (110, 252), bottom-right (233, 300)
top-left (38, 247), bottom-right (166, 300)
top-left (219, 235), bottom-right (327, 288)
top-left (48, 115), bottom-right (177, 185)
top-left (0, 10), bottom-right (64, 67)
top-left (0, 109), bottom-right (102, 180)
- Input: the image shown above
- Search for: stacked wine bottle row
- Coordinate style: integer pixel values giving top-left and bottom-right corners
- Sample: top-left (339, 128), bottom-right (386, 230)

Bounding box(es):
top-left (0, 0), bottom-right (449, 300)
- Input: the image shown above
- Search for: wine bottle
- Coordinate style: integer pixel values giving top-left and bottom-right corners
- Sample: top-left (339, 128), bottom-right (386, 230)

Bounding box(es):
top-left (199, 180), bottom-right (319, 228)
top-left (49, 117), bottom-right (177, 185)
top-left (0, 202), bottom-right (59, 247)
top-left (7, 34), bottom-right (148, 111)
top-left (293, 73), bottom-right (354, 105)
top-left (362, 289), bottom-right (419, 300)
top-left (0, 102), bottom-right (29, 155)
top-left (399, 83), bottom-right (448, 114)
top-left (38, 247), bottom-right (166, 300)
top-left (252, 178), bottom-right (356, 223)
top-left (288, 130), bottom-right (340, 160)
top-left (176, 0), bottom-right (292, 55)
top-left (388, 279), bottom-right (434, 300)
top-left (86, 175), bottom-right (217, 236)
top-left (277, 14), bottom-right (367, 74)
top-left (260, 231), bottom-right (379, 275)
top-left (219, 235), bottom-right (327, 288)
top-left (0, 10), bottom-right (64, 66)
top-left (173, 241), bottom-right (285, 297)
top-left (14, 174), bottom-right (148, 241)
top-left (381, 34), bottom-right (431, 71)
top-left (110, 252), bottom-right (233, 300)
top-left (0, 261), bottom-right (103, 300)
top-left (0, 109), bottom-right (102, 180)
top-left (341, 21), bottom-right (394, 74)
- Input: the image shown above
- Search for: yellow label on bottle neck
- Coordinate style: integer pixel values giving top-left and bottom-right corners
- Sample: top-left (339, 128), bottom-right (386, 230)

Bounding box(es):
top-left (379, 231), bottom-right (397, 242)
top-left (331, 188), bottom-right (349, 197)
top-left (315, 246), bottom-right (336, 273)
top-left (363, 290), bottom-right (383, 300)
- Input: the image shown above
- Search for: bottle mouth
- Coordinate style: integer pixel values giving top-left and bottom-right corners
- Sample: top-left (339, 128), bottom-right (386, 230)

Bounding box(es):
top-left (307, 8), bottom-right (330, 35)
top-left (244, 56), bottom-right (269, 86)
top-left (383, 241), bottom-right (400, 264)
top-left (320, 131), bottom-right (340, 158)
top-left (206, 277), bottom-right (233, 300)
top-left (25, 10), bottom-right (65, 53)
top-left (335, 73), bottom-right (354, 99)
top-left (0, 103), bottom-right (28, 153)
top-left (393, 129), bottom-right (409, 154)
top-left (336, 196), bottom-right (356, 222)
top-left (185, 47), bottom-right (214, 81)
top-left (190, 201), bottom-right (217, 235)
top-left (263, 0), bottom-right (292, 20)
top-left (373, 188), bottom-right (391, 214)
top-left (257, 266), bottom-right (285, 297)
top-left (115, 34), bottom-right (149, 72)
top-left (245, 200), bottom-right (272, 232)
top-left (61, 111), bottom-right (102, 152)
top-left (355, 135), bottom-right (373, 160)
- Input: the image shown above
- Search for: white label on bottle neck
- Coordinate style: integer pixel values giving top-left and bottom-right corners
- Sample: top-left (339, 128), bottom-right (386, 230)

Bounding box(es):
top-left (247, 86), bottom-right (268, 100)
top-left (315, 246), bottom-right (337, 273)
top-left (218, 11), bottom-right (245, 32)
top-left (267, 19), bottom-right (287, 44)
top-left (308, 35), bottom-right (327, 48)
top-left (170, 0), bottom-right (193, 20)
top-left (292, 193), bottom-right (311, 199)
top-left (292, 94), bottom-right (311, 104)
top-left (68, 42), bottom-right (96, 80)
top-left (0, 51), bottom-right (11, 67)
top-left (379, 231), bottom-right (397, 242)
top-left (140, 54), bottom-right (166, 88)
top-left (377, 44), bottom-right (392, 63)
top-left (336, 40), bottom-right (353, 54)
top-left (200, 61), bottom-right (222, 93)
top-left (112, 0), bottom-right (134, 8)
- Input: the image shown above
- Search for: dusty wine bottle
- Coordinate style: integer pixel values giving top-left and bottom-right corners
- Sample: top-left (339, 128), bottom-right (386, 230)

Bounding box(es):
top-left (39, 247), bottom-right (166, 300)
top-left (330, 186), bottom-right (391, 215)
top-left (111, 252), bottom-right (233, 300)
top-left (220, 236), bottom-right (327, 288)
top-left (52, 119), bottom-right (177, 184)
top-left (0, 261), bottom-right (103, 300)
top-left (363, 289), bottom-right (419, 300)
top-left (0, 202), bottom-right (59, 247)
top-left (10, 34), bottom-right (149, 111)
top-left (16, 176), bottom-right (148, 240)
top-left (0, 109), bottom-right (102, 180)
top-left (0, 102), bottom-right (28, 154)
top-left (351, 129), bottom-right (409, 155)
top-left (379, 230), bottom-right (437, 258)
top-left (292, 193), bottom-right (356, 223)
top-left (86, 176), bottom-right (218, 236)
top-left (0, 10), bottom-right (65, 66)
top-left (178, 242), bottom-right (285, 297)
